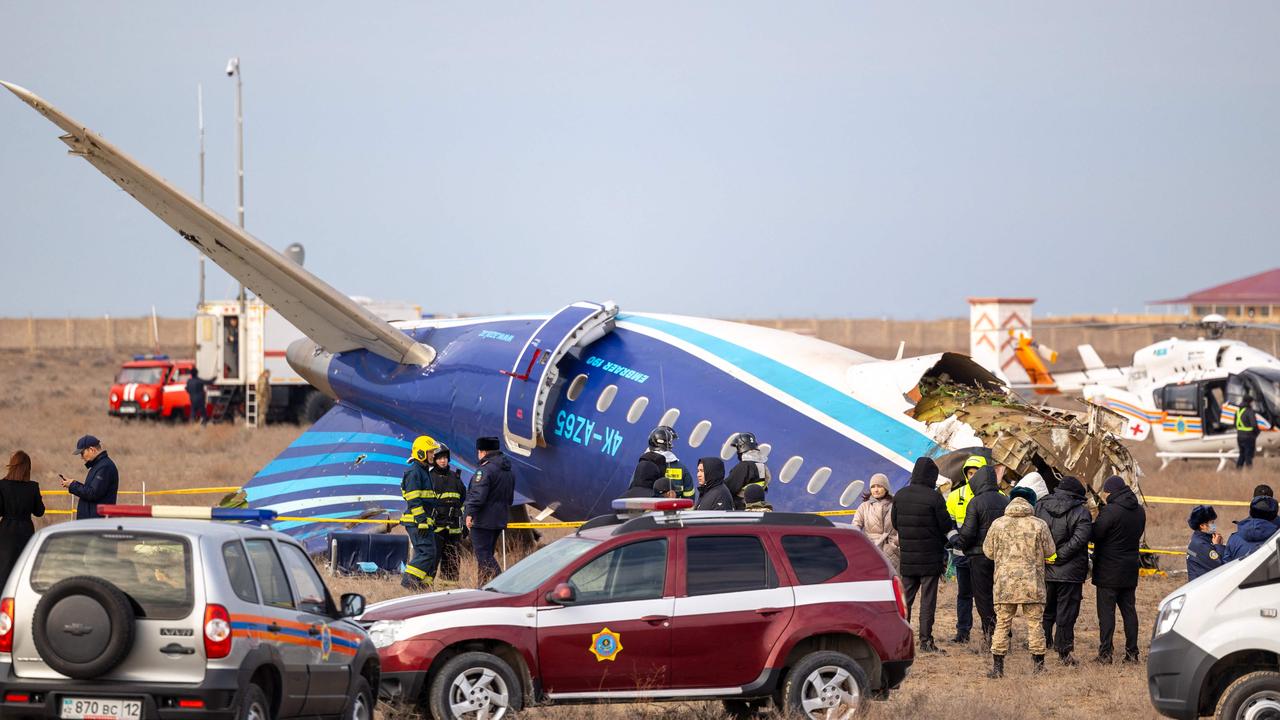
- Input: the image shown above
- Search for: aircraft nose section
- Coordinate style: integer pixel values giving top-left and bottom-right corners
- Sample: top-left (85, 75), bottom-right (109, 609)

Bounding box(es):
top-left (286, 337), bottom-right (336, 399)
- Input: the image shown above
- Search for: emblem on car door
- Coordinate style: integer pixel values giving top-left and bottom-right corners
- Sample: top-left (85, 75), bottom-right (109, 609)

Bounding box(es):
top-left (589, 628), bottom-right (622, 662)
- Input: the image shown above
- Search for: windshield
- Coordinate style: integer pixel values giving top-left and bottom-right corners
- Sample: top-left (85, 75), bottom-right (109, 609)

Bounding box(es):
top-left (116, 367), bottom-right (165, 385)
top-left (484, 536), bottom-right (599, 595)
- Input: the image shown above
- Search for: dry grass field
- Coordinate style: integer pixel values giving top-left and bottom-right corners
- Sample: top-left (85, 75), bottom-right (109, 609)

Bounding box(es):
top-left (1, 347), bottom-right (1275, 719)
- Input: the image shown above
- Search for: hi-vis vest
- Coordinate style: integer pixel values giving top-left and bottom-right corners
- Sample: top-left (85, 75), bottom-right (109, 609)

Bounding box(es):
top-left (1237, 407), bottom-right (1256, 433)
top-left (400, 463), bottom-right (437, 530)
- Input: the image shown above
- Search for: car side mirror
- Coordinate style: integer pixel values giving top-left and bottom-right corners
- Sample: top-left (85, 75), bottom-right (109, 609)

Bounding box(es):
top-left (545, 582), bottom-right (576, 606)
top-left (340, 593), bottom-right (366, 618)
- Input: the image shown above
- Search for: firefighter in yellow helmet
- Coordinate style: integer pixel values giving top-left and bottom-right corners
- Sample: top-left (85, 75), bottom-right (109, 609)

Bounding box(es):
top-left (943, 453), bottom-right (987, 644)
top-left (401, 435), bottom-right (440, 589)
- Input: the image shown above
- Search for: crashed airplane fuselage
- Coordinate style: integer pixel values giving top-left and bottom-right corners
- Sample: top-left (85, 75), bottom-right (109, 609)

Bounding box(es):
top-left (2, 81), bottom-right (1139, 549)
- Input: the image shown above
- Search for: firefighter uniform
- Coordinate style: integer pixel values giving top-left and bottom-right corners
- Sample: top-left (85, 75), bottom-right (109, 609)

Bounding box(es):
top-left (661, 452), bottom-right (696, 500)
top-left (401, 436), bottom-right (439, 589)
top-left (1236, 404), bottom-right (1259, 469)
top-left (428, 448), bottom-right (467, 582)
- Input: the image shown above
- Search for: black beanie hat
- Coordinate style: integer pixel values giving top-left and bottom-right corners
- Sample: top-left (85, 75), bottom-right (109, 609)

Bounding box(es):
top-left (1250, 496), bottom-right (1279, 522)
top-left (1057, 476), bottom-right (1085, 496)
top-left (1187, 504), bottom-right (1217, 530)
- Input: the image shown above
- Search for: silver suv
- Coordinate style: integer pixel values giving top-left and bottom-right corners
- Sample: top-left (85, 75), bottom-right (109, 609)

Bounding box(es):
top-left (0, 518), bottom-right (378, 720)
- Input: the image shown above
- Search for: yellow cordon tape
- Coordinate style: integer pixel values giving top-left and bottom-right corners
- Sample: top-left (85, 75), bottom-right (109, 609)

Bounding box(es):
top-left (41, 486), bottom-right (239, 497)
top-left (1144, 495), bottom-right (1250, 508)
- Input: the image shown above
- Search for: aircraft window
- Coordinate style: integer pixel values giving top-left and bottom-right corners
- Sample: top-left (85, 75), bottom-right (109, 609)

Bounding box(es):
top-left (566, 374), bottom-right (589, 401)
top-left (659, 408), bottom-right (680, 428)
top-left (596, 384), bottom-right (618, 413)
top-left (839, 480), bottom-right (866, 507)
top-left (689, 420), bottom-right (712, 448)
top-left (720, 436), bottom-right (737, 461)
top-left (758, 443), bottom-right (772, 459)
top-left (778, 456), bottom-right (804, 484)
top-left (626, 396), bottom-right (649, 424)
top-left (806, 467), bottom-right (832, 495)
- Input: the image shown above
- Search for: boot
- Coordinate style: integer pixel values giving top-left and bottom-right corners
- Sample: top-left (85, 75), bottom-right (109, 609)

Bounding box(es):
top-left (949, 631), bottom-right (970, 644)
top-left (1092, 653), bottom-right (1113, 665)
top-left (1122, 651), bottom-right (1141, 664)
top-left (1058, 650), bottom-right (1078, 667)
top-left (986, 654), bottom-right (1005, 679)
top-left (1032, 654), bottom-right (1047, 675)
top-left (919, 638), bottom-right (947, 654)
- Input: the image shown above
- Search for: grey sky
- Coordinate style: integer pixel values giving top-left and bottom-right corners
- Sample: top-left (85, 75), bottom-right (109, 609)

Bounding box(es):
top-left (3, 3), bottom-right (1278, 321)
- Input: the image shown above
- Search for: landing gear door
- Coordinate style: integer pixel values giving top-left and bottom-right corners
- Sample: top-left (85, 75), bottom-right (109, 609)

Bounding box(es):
top-left (503, 301), bottom-right (618, 454)
top-left (195, 313), bottom-right (221, 381)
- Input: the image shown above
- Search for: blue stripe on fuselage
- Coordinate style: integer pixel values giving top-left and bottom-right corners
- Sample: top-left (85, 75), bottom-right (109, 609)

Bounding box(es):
top-left (617, 314), bottom-right (936, 462)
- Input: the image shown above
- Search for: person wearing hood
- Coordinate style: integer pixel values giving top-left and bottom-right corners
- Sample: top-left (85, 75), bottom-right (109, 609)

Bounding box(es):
top-left (653, 477), bottom-right (677, 499)
top-left (944, 454), bottom-right (987, 644)
top-left (852, 473), bottom-right (899, 571)
top-left (890, 457), bottom-right (955, 653)
top-left (466, 437), bottom-right (517, 584)
top-left (1015, 472), bottom-right (1049, 502)
top-left (63, 435), bottom-right (119, 520)
top-left (694, 457), bottom-right (733, 511)
top-left (951, 466), bottom-right (1009, 647)
top-left (1225, 496), bottom-right (1279, 561)
top-left (1185, 504), bottom-right (1226, 581)
top-left (725, 432), bottom-right (771, 511)
top-left (1252, 485), bottom-right (1280, 529)
top-left (1034, 476), bottom-right (1093, 665)
top-left (1091, 476), bottom-right (1146, 664)
top-left (982, 487), bottom-right (1056, 678)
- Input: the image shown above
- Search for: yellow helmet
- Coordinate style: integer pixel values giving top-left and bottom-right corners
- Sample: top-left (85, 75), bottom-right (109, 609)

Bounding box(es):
top-left (410, 435), bottom-right (440, 463)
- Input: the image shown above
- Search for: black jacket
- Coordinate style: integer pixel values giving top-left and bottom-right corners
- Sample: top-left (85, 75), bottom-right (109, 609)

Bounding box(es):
top-left (0, 479), bottom-right (46, 590)
top-left (695, 457), bottom-right (733, 511)
top-left (726, 459), bottom-right (767, 511)
top-left (185, 375), bottom-right (209, 405)
top-left (956, 467), bottom-right (1007, 558)
top-left (430, 465), bottom-right (467, 535)
top-left (623, 451), bottom-right (667, 499)
top-left (890, 457), bottom-right (953, 577)
top-left (1090, 485), bottom-right (1146, 588)
top-left (68, 451), bottom-right (119, 520)
top-left (465, 452), bottom-right (516, 530)
top-left (1035, 488), bottom-right (1093, 584)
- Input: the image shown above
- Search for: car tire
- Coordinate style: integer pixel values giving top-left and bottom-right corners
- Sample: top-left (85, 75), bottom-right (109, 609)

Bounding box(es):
top-left (299, 390), bottom-right (334, 424)
top-left (236, 683), bottom-right (272, 720)
top-left (342, 675), bottom-right (375, 720)
top-left (31, 576), bottom-right (135, 680)
top-left (428, 651), bottom-right (523, 720)
top-left (780, 650), bottom-right (870, 720)
top-left (1217, 670), bottom-right (1280, 719)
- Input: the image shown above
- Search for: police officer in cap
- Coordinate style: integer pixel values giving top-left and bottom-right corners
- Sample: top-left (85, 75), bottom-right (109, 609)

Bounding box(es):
top-left (1186, 504), bottom-right (1225, 581)
top-left (725, 432), bottom-right (771, 511)
top-left (428, 444), bottom-right (467, 581)
top-left (466, 437), bottom-right (516, 584)
top-left (400, 436), bottom-right (439, 590)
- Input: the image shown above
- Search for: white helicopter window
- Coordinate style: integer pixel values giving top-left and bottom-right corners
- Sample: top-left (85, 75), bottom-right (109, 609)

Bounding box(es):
top-left (658, 408), bottom-right (680, 428)
top-left (596, 384), bottom-right (619, 413)
top-left (806, 467), bottom-right (832, 495)
top-left (778, 456), bottom-right (804, 484)
top-left (839, 480), bottom-right (865, 507)
top-left (566, 374), bottom-right (589, 401)
top-left (626, 396), bottom-right (649, 424)
top-left (689, 420), bottom-right (712, 448)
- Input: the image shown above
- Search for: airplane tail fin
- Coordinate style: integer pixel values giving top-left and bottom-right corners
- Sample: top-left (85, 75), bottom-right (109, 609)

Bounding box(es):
top-left (1, 81), bottom-right (432, 366)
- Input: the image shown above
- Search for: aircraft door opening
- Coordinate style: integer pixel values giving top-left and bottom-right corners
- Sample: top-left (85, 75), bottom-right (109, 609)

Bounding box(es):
top-left (503, 301), bottom-right (618, 455)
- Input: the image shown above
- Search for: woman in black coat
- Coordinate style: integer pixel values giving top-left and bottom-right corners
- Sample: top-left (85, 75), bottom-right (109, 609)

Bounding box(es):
top-left (889, 457), bottom-right (954, 652)
top-left (1034, 475), bottom-right (1093, 663)
top-left (0, 451), bottom-right (46, 591)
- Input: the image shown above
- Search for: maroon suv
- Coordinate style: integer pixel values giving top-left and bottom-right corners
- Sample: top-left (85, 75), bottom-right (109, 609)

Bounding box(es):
top-left (363, 503), bottom-right (913, 719)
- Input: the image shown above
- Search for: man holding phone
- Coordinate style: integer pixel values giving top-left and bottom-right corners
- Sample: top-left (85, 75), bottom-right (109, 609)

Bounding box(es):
top-left (60, 435), bottom-right (119, 519)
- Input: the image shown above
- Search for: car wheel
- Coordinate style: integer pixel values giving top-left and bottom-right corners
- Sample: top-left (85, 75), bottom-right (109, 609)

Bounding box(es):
top-left (343, 675), bottom-right (374, 720)
top-left (1218, 671), bottom-right (1280, 719)
top-left (428, 651), bottom-right (523, 720)
top-left (781, 650), bottom-right (869, 720)
top-left (237, 684), bottom-right (271, 720)
top-left (31, 576), bottom-right (135, 680)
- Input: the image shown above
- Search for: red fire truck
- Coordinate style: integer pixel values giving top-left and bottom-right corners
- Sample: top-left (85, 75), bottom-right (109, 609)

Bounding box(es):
top-left (107, 355), bottom-right (200, 419)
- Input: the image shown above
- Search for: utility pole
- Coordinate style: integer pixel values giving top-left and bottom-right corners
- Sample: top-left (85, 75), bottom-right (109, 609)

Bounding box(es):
top-left (226, 57), bottom-right (245, 307)
top-left (197, 83), bottom-right (206, 305)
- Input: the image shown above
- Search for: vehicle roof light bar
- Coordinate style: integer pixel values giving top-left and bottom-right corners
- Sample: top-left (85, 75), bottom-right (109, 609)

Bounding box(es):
top-left (610, 498), bottom-right (694, 513)
top-left (99, 504), bottom-right (277, 522)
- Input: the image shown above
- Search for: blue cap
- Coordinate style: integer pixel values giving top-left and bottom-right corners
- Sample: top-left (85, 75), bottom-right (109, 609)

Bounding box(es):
top-left (73, 435), bottom-right (101, 454)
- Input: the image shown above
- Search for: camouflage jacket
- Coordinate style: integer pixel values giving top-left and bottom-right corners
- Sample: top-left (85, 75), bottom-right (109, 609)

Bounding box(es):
top-left (983, 497), bottom-right (1056, 604)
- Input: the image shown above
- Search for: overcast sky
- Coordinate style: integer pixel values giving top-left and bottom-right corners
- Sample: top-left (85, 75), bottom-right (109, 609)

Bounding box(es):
top-left (2, 3), bottom-right (1278, 320)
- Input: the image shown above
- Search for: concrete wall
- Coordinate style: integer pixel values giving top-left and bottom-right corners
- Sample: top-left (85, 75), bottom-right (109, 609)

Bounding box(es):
top-left (0, 317), bottom-right (194, 351)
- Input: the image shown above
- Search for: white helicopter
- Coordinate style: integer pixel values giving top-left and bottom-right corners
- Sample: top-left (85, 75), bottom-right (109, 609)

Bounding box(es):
top-left (1049, 315), bottom-right (1280, 469)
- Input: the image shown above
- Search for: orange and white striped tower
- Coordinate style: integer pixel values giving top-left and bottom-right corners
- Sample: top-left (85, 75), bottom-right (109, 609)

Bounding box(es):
top-left (968, 297), bottom-right (1035, 386)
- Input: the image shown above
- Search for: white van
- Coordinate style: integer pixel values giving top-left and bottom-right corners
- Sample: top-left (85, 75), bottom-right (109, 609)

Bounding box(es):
top-left (1148, 531), bottom-right (1280, 719)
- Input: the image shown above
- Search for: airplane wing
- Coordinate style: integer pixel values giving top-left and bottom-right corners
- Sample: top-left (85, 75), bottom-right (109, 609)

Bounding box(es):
top-left (1, 81), bottom-right (433, 366)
